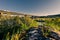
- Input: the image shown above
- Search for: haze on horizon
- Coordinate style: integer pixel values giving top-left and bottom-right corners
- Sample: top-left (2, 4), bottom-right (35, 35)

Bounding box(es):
top-left (0, 0), bottom-right (60, 16)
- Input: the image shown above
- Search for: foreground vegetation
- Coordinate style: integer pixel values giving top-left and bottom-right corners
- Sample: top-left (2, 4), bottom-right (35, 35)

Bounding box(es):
top-left (45, 18), bottom-right (60, 31)
top-left (0, 14), bottom-right (60, 40)
top-left (0, 15), bottom-right (38, 40)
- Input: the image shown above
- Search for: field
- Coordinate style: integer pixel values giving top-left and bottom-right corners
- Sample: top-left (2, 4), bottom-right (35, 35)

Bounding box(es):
top-left (0, 14), bottom-right (60, 40)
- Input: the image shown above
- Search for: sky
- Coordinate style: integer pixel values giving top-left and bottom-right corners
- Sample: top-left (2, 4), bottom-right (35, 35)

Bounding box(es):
top-left (0, 0), bottom-right (60, 16)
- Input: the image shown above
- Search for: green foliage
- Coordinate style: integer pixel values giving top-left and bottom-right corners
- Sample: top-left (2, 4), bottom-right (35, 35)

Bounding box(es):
top-left (20, 16), bottom-right (38, 27)
top-left (0, 15), bottom-right (38, 40)
top-left (1, 14), bottom-right (60, 40)
top-left (45, 18), bottom-right (60, 31)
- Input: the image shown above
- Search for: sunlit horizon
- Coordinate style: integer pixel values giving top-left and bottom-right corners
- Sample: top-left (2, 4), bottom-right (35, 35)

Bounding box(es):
top-left (0, 0), bottom-right (60, 16)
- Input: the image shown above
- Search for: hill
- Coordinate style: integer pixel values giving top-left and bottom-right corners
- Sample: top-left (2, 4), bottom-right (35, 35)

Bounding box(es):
top-left (31, 14), bottom-right (60, 18)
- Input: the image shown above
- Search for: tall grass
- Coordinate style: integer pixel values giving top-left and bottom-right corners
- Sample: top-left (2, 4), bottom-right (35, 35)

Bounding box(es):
top-left (0, 15), bottom-right (38, 40)
top-left (45, 18), bottom-right (60, 31)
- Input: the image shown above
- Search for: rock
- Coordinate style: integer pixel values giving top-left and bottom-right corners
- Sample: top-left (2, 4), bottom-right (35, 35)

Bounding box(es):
top-left (49, 31), bottom-right (60, 40)
top-left (22, 27), bottom-right (60, 40)
top-left (22, 27), bottom-right (50, 40)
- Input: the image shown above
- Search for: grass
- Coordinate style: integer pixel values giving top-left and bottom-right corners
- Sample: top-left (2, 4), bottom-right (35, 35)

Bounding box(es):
top-left (0, 14), bottom-right (60, 40)
top-left (0, 15), bottom-right (38, 40)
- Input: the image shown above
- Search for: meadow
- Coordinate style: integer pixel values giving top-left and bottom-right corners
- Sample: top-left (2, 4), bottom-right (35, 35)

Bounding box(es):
top-left (0, 14), bottom-right (60, 40)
